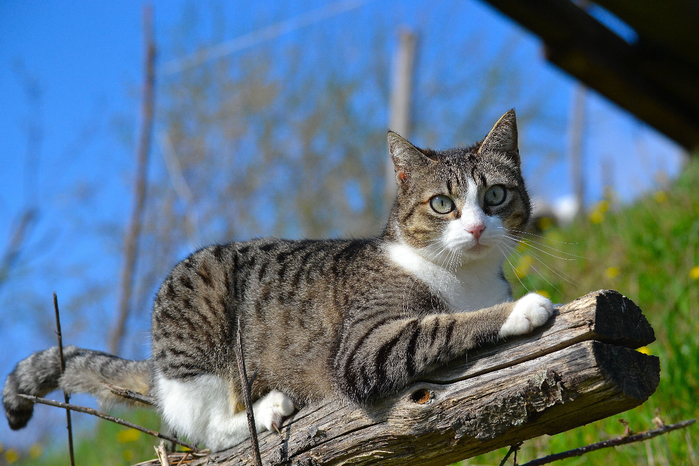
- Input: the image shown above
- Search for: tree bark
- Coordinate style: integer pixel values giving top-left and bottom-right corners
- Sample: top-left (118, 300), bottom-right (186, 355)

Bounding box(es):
top-left (138, 289), bottom-right (659, 466)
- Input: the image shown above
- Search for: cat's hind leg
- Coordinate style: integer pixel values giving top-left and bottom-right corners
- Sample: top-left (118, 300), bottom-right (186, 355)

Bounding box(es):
top-left (255, 390), bottom-right (296, 433)
top-left (153, 373), bottom-right (294, 451)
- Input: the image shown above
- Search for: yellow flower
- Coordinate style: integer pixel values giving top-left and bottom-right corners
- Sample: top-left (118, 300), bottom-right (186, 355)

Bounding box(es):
top-left (589, 210), bottom-right (604, 224)
top-left (514, 255), bottom-right (532, 279)
top-left (537, 290), bottom-right (551, 299)
top-left (653, 191), bottom-right (667, 203)
top-left (690, 266), bottom-right (699, 281)
top-left (605, 267), bottom-right (620, 279)
top-left (637, 346), bottom-right (652, 355)
top-left (595, 199), bottom-right (610, 213)
top-left (4, 449), bottom-right (19, 464)
top-left (117, 428), bottom-right (142, 443)
top-left (123, 449), bottom-right (135, 462)
top-left (29, 444), bottom-right (42, 459)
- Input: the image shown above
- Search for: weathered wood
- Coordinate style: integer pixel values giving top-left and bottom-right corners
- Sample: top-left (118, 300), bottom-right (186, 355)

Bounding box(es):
top-left (139, 290), bottom-right (659, 466)
top-left (479, 0), bottom-right (699, 151)
top-left (427, 288), bottom-right (654, 383)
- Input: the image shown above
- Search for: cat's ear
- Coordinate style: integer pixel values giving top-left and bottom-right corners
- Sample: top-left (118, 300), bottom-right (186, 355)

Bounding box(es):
top-left (388, 131), bottom-right (434, 187)
top-left (478, 109), bottom-right (520, 165)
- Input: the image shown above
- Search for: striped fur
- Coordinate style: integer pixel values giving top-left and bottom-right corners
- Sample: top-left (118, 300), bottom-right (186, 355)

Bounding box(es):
top-left (3, 110), bottom-right (553, 450)
top-left (3, 346), bottom-right (149, 430)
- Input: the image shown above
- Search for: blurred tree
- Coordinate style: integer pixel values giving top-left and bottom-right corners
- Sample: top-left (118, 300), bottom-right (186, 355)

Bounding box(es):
top-left (116, 1), bottom-right (559, 357)
top-left (1, 2), bottom-right (563, 455)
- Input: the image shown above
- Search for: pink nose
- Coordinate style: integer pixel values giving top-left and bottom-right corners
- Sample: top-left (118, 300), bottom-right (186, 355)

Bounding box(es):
top-left (468, 223), bottom-right (486, 240)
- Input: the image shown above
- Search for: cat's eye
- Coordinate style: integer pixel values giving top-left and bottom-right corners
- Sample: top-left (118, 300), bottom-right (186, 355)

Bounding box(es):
top-left (429, 195), bottom-right (455, 214)
top-left (484, 185), bottom-right (507, 207)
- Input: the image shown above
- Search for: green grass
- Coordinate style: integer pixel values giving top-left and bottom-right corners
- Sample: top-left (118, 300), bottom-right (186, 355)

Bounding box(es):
top-left (9, 159), bottom-right (699, 466)
top-left (462, 157), bottom-right (699, 465)
top-left (6, 409), bottom-right (162, 466)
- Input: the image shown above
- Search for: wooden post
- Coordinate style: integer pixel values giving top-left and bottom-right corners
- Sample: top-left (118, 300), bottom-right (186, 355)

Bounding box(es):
top-left (569, 83), bottom-right (587, 218)
top-left (137, 290), bottom-right (658, 465)
top-left (385, 28), bottom-right (417, 209)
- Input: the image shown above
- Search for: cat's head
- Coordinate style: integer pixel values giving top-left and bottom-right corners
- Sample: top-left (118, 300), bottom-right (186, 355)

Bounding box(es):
top-left (386, 110), bottom-right (530, 267)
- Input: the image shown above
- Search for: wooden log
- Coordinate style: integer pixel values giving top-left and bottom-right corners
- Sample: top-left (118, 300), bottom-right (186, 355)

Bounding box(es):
top-left (140, 290), bottom-right (659, 466)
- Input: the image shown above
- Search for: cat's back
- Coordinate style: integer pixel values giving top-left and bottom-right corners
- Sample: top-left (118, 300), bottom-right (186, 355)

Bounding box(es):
top-left (151, 235), bottom-right (430, 402)
top-left (234, 236), bottom-right (427, 316)
top-left (234, 236), bottom-right (417, 402)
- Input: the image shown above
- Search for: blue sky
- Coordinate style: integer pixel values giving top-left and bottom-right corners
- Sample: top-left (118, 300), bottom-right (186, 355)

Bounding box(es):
top-left (0, 0), bottom-right (687, 452)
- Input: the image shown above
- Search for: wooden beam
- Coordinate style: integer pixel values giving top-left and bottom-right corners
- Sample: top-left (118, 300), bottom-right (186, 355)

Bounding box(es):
top-left (136, 290), bottom-right (659, 465)
top-left (592, 0), bottom-right (699, 71)
top-left (479, 0), bottom-right (699, 151)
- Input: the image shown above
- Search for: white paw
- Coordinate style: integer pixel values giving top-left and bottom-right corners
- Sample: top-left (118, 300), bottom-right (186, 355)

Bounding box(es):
top-left (499, 293), bottom-right (553, 338)
top-left (256, 390), bottom-right (295, 433)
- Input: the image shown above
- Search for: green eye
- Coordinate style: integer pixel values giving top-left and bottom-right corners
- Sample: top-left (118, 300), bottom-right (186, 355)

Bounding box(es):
top-left (485, 185), bottom-right (507, 206)
top-left (430, 195), bottom-right (455, 214)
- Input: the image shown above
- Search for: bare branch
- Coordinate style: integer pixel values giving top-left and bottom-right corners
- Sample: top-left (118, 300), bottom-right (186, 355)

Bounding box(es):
top-left (133, 451), bottom-right (202, 466)
top-left (0, 209), bottom-right (37, 288)
top-left (499, 443), bottom-right (522, 466)
top-left (520, 419), bottom-right (697, 466)
top-left (110, 5), bottom-right (157, 354)
top-left (17, 394), bottom-right (201, 452)
top-left (235, 317), bottom-right (262, 466)
top-left (102, 381), bottom-right (155, 406)
top-left (154, 440), bottom-right (170, 466)
top-left (53, 293), bottom-right (76, 466)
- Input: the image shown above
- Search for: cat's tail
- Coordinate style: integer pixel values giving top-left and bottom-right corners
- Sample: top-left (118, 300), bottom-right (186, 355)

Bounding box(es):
top-left (3, 346), bottom-right (151, 430)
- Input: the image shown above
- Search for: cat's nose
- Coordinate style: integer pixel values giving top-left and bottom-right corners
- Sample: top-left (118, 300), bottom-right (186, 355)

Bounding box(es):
top-left (467, 223), bottom-right (486, 240)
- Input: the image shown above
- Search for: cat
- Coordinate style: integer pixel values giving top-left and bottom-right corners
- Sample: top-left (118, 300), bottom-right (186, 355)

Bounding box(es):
top-left (3, 110), bottom-right (553, 452)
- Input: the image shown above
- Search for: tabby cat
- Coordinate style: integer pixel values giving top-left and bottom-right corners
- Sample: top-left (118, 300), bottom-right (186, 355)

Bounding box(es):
top-left (3, 110), bottom-right (553, 451)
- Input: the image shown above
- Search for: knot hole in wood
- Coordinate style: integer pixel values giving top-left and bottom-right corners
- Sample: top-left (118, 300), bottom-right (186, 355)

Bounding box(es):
top-left (410, 388), bottom-right (433, 404)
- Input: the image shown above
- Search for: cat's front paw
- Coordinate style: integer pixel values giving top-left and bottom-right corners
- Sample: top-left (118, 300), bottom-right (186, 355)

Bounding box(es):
top-left (256, 390), bottom-right (295, 433)
top-left (499, 293), bottom-right (553, 338)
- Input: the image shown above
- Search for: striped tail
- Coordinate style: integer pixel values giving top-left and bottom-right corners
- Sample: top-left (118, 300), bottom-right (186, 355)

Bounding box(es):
top-left (3, 346), bottom-right (151, 430)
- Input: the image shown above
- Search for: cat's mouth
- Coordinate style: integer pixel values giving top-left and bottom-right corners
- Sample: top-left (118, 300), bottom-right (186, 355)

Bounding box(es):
top-left (443, 235), bottom-right (493, 255)
top-left (470, 242), bottom-right (487, 252)
top-left (465, 241), bottom-right (490, 256)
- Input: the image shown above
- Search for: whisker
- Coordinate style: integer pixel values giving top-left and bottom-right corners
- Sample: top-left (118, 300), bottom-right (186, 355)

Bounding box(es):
top-left (506, 251), bottom-right (538, 291)
top-left (507, 246), bottom-right (565, 295)
top-left (497, 241), bottom-right (535, 293)
top-left (502, 233), bottom-right (588, 261)
top-left (500, 233), bottom-right (585, 288)
top-left (504, 227), bottom-right (584, 246)
top-left (514, 238), bottom-right (585, 262)
top-left (521, 248), bottom-right (581, 288)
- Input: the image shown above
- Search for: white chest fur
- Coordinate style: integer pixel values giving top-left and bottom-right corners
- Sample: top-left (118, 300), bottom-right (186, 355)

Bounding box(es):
top-left (386, 240), bottom-right (511, 312)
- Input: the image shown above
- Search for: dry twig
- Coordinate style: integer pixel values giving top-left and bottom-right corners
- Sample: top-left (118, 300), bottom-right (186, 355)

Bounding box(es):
top-left (17, 394), bottom-right (200, 452)
top-left (499, 442), bottom-right (522, 466)
top-left (53, 293), bottom-right (75, 466)
top-left (520, 419), bottom-right (696, 466)
top-left (155, 440), bottom-right (170, 466)
top-left (103, 381), bottom-right (155, 406)
top-left (235, 317), bottom-right (262, 466)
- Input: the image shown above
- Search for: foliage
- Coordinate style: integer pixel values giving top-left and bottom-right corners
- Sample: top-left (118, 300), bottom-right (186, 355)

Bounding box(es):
top-left (4, 409), bottom-right (160, 466)
top-left (461, 156), bottom-right (699, 465)
top-left (120, 1), bottom-right (555, 359)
